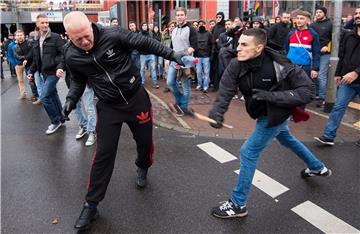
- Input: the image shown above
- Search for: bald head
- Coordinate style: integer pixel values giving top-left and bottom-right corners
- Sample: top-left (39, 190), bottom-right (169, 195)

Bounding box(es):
top-left (64, 11), bottom-right (94, 51)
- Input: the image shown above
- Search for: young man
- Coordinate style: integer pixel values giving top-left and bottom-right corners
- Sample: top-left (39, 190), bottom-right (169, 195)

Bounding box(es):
top-left (314, 8), bottom-right (360, 146)
top-left (61, 11), bottom-right (185, 231)
top-left (285, 11), bottom-right (321, 79)
top-left (209, 28), bottom-right (331, 218)
top-left (167, 7), bottom-right (198, 115)
top-left (310, 6), bottom-right (333, 108)
top-left (28, 14), bottom-right (65, 135)
top-left (128, 21), bottom-right (140, 70)
top-left (267, 12), bottom-right (292, 51)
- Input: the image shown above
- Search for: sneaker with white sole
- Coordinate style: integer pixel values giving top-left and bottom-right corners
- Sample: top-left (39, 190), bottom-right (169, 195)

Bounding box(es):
top-left (85, 133), bottom-right (96, 146)
top-left (45, 123), bottom-right (62, 135)
top-left (195, 85), bottom-right (202, 91)
top-left (211, 199), bottom-right (248, 219)
top-left (314, 136), bottom-right (334, 146)
top-left (76, 127), bottom-right (87, 140)
top-left (301, 166), bottom-right (332, 178)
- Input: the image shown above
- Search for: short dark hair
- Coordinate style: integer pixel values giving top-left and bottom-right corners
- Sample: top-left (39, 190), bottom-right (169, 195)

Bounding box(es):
top-left (128, 21), bottom-right (136, 25)
top-left (242, 28), bottom-right (267, 45)
top-left (110, 18), bottom-right (118, 23)
top-left (297, 10), bottom-right (311, 19)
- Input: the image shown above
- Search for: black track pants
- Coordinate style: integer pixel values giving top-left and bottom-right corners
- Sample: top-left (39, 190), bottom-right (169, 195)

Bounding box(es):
top-left (86, 87), bottom-right (154, 203)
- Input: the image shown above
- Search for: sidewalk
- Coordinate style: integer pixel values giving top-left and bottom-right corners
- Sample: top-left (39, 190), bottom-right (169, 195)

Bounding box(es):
top-left (145, 78), bottom-right (360, 141)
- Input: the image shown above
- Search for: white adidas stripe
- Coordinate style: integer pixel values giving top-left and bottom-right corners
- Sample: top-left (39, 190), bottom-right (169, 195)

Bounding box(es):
top-left (197, 142), bottom-right (237, 163)
top-left (234, 169), bottom-right (289, 198)
top-left (291, 201), bottom-right (360, 234)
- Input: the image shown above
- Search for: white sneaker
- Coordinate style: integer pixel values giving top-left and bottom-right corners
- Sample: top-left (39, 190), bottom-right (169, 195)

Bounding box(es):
top-left (85, 133), bottom-right (96, 146)
top-left (45, 123), bottom-right (62, 135)
top-left (195, 85), bottom-right (202, 91)
top-left (75, 127), bottom-right (87, 140)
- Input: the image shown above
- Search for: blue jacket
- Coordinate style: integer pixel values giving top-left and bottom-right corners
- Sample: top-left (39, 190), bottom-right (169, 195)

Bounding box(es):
top-left (7, 41), bottom-right (21, 66)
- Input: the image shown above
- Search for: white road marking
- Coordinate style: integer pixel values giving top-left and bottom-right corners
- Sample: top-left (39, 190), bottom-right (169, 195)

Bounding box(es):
top-left (197, 142), bottom-right (237, 163)
top-left (234, 169), bottom-right (289, 198)
top-left (291, 201), bottom-right (360, 234)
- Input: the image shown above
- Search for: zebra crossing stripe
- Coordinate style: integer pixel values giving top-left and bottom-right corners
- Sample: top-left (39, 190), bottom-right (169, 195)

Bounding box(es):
top-left (234, 169), bottom-right (290, 198)
top-left (197, 142), bottom-right (237, 163)
top-left (291, 201), bottom-right (360, 234)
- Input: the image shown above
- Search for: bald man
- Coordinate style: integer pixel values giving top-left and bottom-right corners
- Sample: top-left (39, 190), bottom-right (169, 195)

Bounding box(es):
top-left (61, 12), bottom-right (186, 231)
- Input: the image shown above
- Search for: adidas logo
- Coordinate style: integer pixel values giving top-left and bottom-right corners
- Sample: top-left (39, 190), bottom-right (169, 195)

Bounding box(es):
top-left (136, 111), bottom-right (151, 124)
top-left (106, 49), bottom-right (115, 58)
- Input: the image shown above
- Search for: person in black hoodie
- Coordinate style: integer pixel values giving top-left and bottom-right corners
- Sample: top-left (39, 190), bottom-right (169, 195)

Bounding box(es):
top-left (267, 12), bottom-right (291, 51)
top-left (209, 29), bottom-right (331, 219)
top-left (195, 19), bottom-right (213, 92)
top-left (210, 11), bottom-right (226, 91)
top-left (310, 6), bottom-right (333, 107)
top-left (315, 7), bottom-right (360, 146)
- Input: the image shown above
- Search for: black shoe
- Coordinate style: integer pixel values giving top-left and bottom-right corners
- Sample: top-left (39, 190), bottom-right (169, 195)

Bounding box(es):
top-left (211, 199), bottom-right (248, 219)
top-left (316, 100), bottom-right (325, 108)
top-left (301, 166), bottom-right (332, 178)
top-left (314, 136), bottom-right (334, 146)
top-left (163, 87), bottom-right (170, 93)
top-left (136, 167), bottom-right (148, 188)
top-left (74, 203), bottom-right (99, 230)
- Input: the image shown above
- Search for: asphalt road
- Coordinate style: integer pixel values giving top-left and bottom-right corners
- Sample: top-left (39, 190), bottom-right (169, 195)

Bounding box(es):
top-left (1, 74), bottom-right (359, 234)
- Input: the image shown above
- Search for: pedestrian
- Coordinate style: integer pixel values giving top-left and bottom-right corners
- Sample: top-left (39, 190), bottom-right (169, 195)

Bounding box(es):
top-left (285, 11), bottom-right (321, 79)
top-left (27, 13), bottom-right (66, 135)
top-left (0, 40), bottom-right (4, 79)
top-left (61, 11), bottom-right (185, 231)
top-left (3, 33), bottom-right (17, 77)
top-left (166, 7), bottom-right (198, 116)
top-left (209, 28), bottom-right (331, 218)
top-left (267, 12), bottom-right (292, 51)
top-left (314, 8), bottom-right (360, 146)
top-left (211, 12), bottom-right (226, 91)
top-left (128, 21), bottom-right (140, 71)
top-left (161, 21), bottom-right (176, 93)
top-left (110, 17), bottom-right (119, 26)
top-left (310, 6), bottom-right (333, 108)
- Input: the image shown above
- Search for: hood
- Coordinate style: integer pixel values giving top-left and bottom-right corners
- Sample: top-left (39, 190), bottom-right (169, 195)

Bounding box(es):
top-left (216, 12), bottom-right (225, 26)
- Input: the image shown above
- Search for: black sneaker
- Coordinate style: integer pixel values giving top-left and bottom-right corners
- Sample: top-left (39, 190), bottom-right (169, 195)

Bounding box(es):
top-left (314, 136), bottom-right (334, 146)
top-left (136, 167), bottom-right (148, 188)
top-left (211, 199), bottom-right (248, 219)
top-left (301, 166), bottom-right (332, 178)
top-left (74, 203), bottom-right (99, 230)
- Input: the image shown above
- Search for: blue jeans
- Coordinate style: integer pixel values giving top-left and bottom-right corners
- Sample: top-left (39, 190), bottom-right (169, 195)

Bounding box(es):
top-left (323, 83), bottom-right (360, 140)
top-left (157, 56), bottom-right (164, 76)
top-left (231, 117), bottom-right (324, 207)
top-left (196, 57), bottom-right (210, 90)
top-left (40, 75), bottom-right (64, 125)
top-left (34, 72), bottom-right (44, 99)
top-left (167, 61), bottom-right (191, 111)
top-left (75, 85), bottom-right (97, 133)
top-left (140, 54), bottom-right (157, 86)
top-left (316, 54), bottom-right (330, 99)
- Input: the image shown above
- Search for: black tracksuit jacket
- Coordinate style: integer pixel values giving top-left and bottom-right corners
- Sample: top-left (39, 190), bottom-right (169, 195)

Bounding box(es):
top-left (65, 23), bottom-right (174, 105)
top-left (210, 47), bottom-right (315, 128)
top-left (310, 18), bottom-right (333, 54)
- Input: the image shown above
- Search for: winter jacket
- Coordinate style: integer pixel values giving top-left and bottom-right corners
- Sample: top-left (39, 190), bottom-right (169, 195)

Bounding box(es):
top-left (285, 28), bottom-right (321, 71)
top-left (7, 41), bottom-right (21, 66)
top-left (64, 23), bottom-right (175, 105)
top-left (310, 18), bottom-right (332, 54)
top-left (209, 47), bottom-right (315, 128)
top-left (161, 28), bottom-right (172, 48)
top-left (267, 22), bottom-right (292, 51)
top-left (29, 30), bottom-right (65, 76)
top-left (14, 40), bottom-right (33, 68)
top-left (212, 11), bottom-right (226, 41)
top-left (171, 22), bottom-right (198, 54)
top-left (335, 28), bottom-right (360, 84)
top-left (217, 31), bottom-right (234, 49)
top-left (196, 27), bottom-right (213, 58)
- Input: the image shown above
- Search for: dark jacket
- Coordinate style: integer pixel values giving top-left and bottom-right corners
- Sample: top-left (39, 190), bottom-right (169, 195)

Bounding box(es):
top-left (218, 31), bottom-right (234, 49)
top-left (209, 47), bottom-right (315, 128)
top-left (335, 28), bottom-right (360, 84)
top-left (267, 22), bottom-right (292, 51)
top-left (212, 12), bottom-right (226, 41)
top-left (310, 18), bottom-right (332, 54)
top-left (196, 26), bottom-right (213, 58)
top-left (226, 24), bottom-right (249, 49)
top-left (65, 23), bottom-right (174, 105)
top-left (14, 40), bottom-right (33, 68)
top-left (29, 30), bottom-right (64, 76)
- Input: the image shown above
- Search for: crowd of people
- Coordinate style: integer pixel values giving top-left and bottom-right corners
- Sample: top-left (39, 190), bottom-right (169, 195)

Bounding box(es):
top-left (0, 5), bottom-right (359, 231)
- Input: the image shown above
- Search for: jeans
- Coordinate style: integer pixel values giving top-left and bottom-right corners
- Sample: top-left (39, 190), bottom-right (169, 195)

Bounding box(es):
top-left (316, 54), bottom-right (330, 99)
top-left (40, 74), bottom-right (64, 125)
top-left (167, 61), bottom-right (191, 111)
top-left (196, 57), bottom-right (210, 90)
top-left (323, 83), bottom-right (360, 140)
top-left (75, 85), bottom-right (97, 133)
top-left (157, 56), bottom-right (164, 76)
top-left (231, 117), bottom-right (324, 207)
top-left (140, 54), bottom-right (157, 86)
top-left (34, 72), bottom-right (44, 99)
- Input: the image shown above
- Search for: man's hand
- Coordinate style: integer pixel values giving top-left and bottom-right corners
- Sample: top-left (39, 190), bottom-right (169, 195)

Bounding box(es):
top-left (341, 71), bottom-right (358, 84)
top-left (320, 46), bottom-right (328, 53)
top-left (56, 69), bottom-right (64, 78)
top-left (311, 70), bottom-right (318, 79)
top-left (62, 98), bottom-right (76, 121)
top-left (172, 51), bottom-right (186, 66)
top-left (252, 89), bottom-right (273, 102)
top-left (22, 60), bottom-right (27, 66)
top-left (335, 76), bottom-right (342, 86)
top-left (208, 112), bottom-right (223, 129)
top-left (187, 47), bottom-right (195, 56)
top-left (27, 73), bottom-right (33, 81)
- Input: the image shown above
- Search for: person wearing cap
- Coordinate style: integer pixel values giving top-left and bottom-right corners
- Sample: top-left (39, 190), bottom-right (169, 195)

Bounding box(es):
top-left (250, 16), bottom-right (265, 29)
top-left (310, 6), bottom-right (333, 108)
